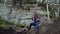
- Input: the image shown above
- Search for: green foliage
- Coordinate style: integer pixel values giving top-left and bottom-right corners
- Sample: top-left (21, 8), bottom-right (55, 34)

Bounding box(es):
top-left (16, 23), bottom-right (21, 27)
top-left (0, 24), bottom-right (7, 30)
top-left (0, 16), bottom-right (15, 30)
top-left (0, 16), bottom-right (28, 31)
top-left (6, 20), bottom-right (15, 25)
top-left (16, 22), bottom-right (28, 28)
top-left (16, 23), bottom-right (25, 28)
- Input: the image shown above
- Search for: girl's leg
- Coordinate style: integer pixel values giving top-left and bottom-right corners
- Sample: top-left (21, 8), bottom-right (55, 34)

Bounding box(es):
top-left (35, 23), bottom-right (39, 32)
top-left (28, 23), bottom-right (35, 31)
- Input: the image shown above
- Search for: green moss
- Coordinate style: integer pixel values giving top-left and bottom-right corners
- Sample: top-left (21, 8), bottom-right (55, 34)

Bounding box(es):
top-left (0, 24), bottom-right (7, 30)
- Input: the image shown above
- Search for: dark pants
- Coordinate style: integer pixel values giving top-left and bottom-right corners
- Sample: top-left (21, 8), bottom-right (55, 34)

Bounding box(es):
top-left (30, 23), bottom-right (35, 28)
top-left (28, 22), bottom-right (39, 32)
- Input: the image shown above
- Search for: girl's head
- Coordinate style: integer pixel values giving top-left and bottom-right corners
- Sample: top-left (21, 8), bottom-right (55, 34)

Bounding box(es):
top-left (33, 12), bottom-right (38, 17)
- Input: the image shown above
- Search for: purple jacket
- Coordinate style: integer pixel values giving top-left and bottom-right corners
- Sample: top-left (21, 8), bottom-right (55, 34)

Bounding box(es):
top-left (32, 16), bottom-right (41, 23)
